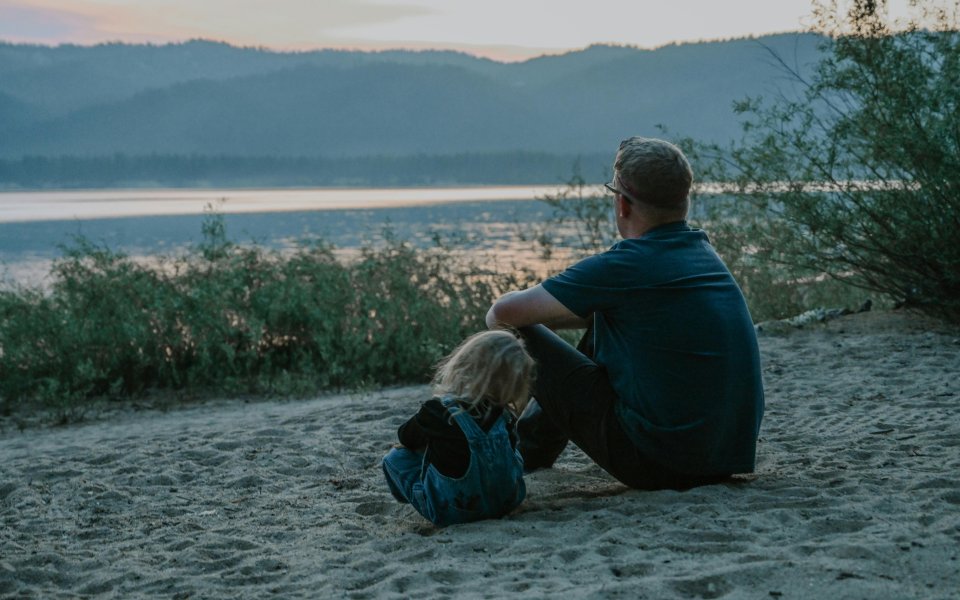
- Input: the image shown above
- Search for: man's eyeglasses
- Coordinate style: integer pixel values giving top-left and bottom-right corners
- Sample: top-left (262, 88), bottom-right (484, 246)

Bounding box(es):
top-left (604, 173), bottom-right (641, 205)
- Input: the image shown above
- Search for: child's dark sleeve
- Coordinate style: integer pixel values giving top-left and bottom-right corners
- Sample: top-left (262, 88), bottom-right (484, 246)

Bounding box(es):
top-left (397, 399), bottom-right (473, 478)
top-left (397, 411), bottom-right (428, 450)
top-left (397, 398), bottom-right (449, 450)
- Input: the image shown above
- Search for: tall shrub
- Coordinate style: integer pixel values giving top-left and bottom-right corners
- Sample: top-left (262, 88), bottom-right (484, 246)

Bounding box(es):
top-left (697, 0), bottom-right (960, 322)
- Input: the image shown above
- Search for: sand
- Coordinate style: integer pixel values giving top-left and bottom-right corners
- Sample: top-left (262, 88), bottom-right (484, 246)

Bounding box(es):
top-left (1, 310), bottom-right (959, 599)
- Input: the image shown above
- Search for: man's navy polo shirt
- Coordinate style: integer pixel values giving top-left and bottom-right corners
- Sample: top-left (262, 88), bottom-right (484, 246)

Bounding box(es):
top-left (541, 221), bottom-right (764, 475)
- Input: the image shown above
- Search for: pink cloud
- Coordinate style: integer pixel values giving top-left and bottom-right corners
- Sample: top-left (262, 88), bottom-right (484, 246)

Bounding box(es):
top-left (0, 1), bottom-right (205, 45)
top-left (0, 3), bottom-right (96, 43)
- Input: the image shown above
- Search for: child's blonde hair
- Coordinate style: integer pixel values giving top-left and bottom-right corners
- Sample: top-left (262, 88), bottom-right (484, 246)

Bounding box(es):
top-left (433, 330), bottom-right (535, 417)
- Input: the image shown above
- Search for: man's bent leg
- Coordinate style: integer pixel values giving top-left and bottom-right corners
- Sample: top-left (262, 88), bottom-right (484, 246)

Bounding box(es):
top-left (516, 325), bottom-right (626, 473)
top-left (516, 399), bottom-right (568, 471)
top-left (517, 325), bottom-right (718, 490)
top-left (516, 323), bottom-right (598, 469)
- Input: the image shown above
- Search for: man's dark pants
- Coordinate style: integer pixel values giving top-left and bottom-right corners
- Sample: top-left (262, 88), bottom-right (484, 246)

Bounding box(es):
top-left (516, 324), bottom-right (727, 491)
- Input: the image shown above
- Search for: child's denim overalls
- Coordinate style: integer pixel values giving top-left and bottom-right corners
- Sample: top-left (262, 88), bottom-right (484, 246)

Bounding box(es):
top-left (382, 396), bottom-right (526, 527)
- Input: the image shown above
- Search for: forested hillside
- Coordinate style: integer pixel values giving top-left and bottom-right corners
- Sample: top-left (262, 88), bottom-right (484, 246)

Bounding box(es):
top-left (0, 35), bottom-right (822, 186)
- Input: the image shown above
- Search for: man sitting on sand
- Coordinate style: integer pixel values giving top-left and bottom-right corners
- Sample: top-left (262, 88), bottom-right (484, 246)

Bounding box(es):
top-left (485, 136), bottom-right (764, 490)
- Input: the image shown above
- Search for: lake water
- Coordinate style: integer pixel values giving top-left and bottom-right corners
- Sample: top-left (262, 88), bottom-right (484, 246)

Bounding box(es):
top-left (0, 186), bottom-right (564, 223)
top-left (0, 186), bottom-right (573, 287)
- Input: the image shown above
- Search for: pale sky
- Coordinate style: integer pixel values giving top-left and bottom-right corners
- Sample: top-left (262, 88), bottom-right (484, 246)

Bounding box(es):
top-left (0, 0), bottom-right (922, 61)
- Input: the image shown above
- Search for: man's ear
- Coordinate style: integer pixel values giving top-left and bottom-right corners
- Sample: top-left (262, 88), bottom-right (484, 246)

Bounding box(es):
top-left (617, 195), bottom-right (632, 219)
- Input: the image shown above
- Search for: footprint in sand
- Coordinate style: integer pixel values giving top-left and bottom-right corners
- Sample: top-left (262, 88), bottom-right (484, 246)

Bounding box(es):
top-left (85, 453), bottom-right (122, 466)
top-left (610, 562), bottom-right (655, 578)
top-left (252, 428), bottom-right (289, 440)
top-left (212, 440), bottom-right (243, 451)
top-left (942, 492), bottom-right (960, 505)
top-left (0, 482), bottom-right (17, 501)
top-left (229, 474), bottom-right (264, 489)
top-left (355, 501), bottom-right (395, 516)
top-left (179, 448), bottom-right (229, 466)
top-left (671, 575), bottom-right (734, 599)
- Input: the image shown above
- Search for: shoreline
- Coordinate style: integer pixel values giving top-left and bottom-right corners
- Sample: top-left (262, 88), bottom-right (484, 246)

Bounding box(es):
top-left (2, 310), bottom-right (958, 597)
top-left (0, 185), bottom-right (562, 223)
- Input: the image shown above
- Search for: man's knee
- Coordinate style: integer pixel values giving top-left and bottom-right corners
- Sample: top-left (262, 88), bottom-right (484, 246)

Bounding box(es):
top-left (516, 324), bottom-right (554, 355)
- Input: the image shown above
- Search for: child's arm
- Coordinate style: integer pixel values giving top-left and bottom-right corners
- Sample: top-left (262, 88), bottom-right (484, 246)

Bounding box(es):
top-left (397, 399), bottom-right (469, 475)
top-left (400, 399), bottom-right (474, 478)
top-left (398, 399), bottom-right (448, 450)
top-left (397, 412), bottom-right (428, 450)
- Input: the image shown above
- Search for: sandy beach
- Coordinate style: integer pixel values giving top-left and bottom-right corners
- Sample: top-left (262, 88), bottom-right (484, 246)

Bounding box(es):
top-left (1, 309), bottom-right (958, 598)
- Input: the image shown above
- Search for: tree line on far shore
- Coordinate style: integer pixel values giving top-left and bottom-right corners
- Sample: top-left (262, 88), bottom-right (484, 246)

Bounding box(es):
top-left (0, 152), bottom-right (610, 189)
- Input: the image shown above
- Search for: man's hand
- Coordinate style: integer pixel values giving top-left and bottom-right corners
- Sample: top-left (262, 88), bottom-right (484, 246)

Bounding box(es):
top-left (485, 284), bottom-right (589, 330)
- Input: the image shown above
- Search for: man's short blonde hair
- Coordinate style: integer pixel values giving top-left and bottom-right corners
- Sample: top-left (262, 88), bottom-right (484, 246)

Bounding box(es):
top-left (614, 137), bottom-right (693, 210)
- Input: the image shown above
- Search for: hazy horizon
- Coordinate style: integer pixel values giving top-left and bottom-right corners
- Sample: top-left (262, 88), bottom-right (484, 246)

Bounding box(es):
top-left (0, 0), bottom-right (922, 62)
top-left (0, 29), bottom-right (816, 64)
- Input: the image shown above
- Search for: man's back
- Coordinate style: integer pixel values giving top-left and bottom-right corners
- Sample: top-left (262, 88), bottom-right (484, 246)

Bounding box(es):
top-left (541, 221), bottom-right (764, 476)
top-left (487, 136), bottom-right (764, 489)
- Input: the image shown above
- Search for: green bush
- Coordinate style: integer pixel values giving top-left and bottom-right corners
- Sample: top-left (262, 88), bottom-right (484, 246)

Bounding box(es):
top-left (0, 215), bottom-right (535, 414)
top-left (693, 0), bottom-right (960, 323)
top-left (693, 195), bottom-right (876, 322)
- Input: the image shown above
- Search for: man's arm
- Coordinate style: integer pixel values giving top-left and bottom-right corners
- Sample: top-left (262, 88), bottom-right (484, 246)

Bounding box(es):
top-left (485, 284), bottom-right (590, 330)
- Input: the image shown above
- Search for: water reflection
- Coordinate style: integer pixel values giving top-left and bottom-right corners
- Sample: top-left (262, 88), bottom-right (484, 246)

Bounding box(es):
top-left (0, 199), bottom-right (582, 288)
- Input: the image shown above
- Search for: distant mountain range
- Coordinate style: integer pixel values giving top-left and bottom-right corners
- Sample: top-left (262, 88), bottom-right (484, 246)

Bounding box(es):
top-left (0, 35), bottom-right (825, 186)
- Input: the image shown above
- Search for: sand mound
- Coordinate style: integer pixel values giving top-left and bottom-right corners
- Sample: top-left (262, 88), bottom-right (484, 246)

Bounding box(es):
top-left (1, 310), bottom-right (958, 598)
